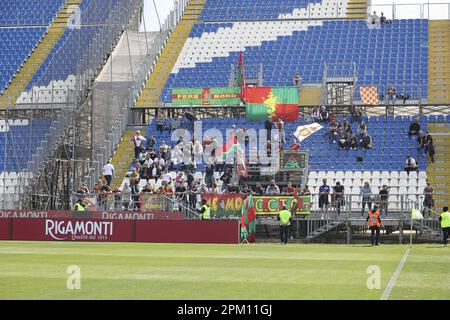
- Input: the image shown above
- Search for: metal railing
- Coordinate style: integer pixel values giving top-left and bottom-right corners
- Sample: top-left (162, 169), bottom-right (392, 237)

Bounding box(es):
top-left (83, 0), bottom-right (192, 190)
top-left (70, 192), bottom-right (201, 220)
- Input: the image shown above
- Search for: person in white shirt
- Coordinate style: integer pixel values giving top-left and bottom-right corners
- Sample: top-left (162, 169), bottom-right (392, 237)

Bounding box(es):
top-left (103, 160), bottom-right (114, 186)
top-left (193, 140), bottom-right (204, 165)
top-left (121, 183), bottom-right (132, 211)
top-left (404, 155), bottom-right (418, 173)
top-left (171, 145), bottom-right (183, 165)
top-left (161, 169), bottom-right (172, 184)
top-left (132, 130), bottom-right (146, 159)
top-left (154, 155), bottom-right (165, 168)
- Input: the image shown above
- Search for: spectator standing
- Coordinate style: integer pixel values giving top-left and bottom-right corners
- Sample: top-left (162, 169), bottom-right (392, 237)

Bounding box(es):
top-left (294, 72), bottom-right (301, 87)
top-left (423, 182), bottom-right (434, 217)
top-left (319, 106), bottom-right (329, 122)
top-left (333, 182), bottom-right (345, 215)
top-left (378, 185), bottom-right (390, 215)
top-left (282, 182), bottom-right (296, 195)
top-left (380, 12), bottom-right (387, 24)
top-left (302, 185), bottom-right (311, 196)
top-left (254, 183), bottom-right (265, 196)
top-left (219, 168), bottom-right (232, 192)
top-left (312, 107), bottom-right (321, 122)
top-left (387, 85), bottom-right (396, 104)
top-left (121, 183), bottom-right (132, 211)
top-left (156, 112), bottom-right (164, 133)
top-left (132, 130), bottom-right (146, 160)
top-left (351, 106), bottom-right (362, 123)
top-left (266, 180), bottom-right (281, 195)
top-left (360, 182), bottom-right (373, 216)
top-left (146, 135), bottom-right (156, 150)
top-left (319, 179), bottom-right (331, 214)
top-left (209, 182), bottom-right (220, 194)
top-left (276, 119), bottom-right (286, 144)
top-left (424, 131), bottom-right (435, 163)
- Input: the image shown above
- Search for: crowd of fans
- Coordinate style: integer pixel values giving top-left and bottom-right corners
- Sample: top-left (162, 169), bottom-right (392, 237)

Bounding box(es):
top-left (73, 110), bottom-right (437, 216)
top-left (313, 105), bottom-right (373, 150)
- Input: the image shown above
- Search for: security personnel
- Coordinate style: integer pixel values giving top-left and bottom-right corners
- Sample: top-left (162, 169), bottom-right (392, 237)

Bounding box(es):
top-left (277, 205), bottom-right (292, 245)
top-left (74, 199), bottom-right (85, 211)
top-left (439, 206), bottom-right (450, 247)
top-left (366, 205), bottom-right (382, 246)
top-left (200, 199), bottom-right (211, 220)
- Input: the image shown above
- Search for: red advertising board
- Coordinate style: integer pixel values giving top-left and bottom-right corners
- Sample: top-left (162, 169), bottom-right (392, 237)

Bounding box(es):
top-left (12, 218), bottom-right (135, 242)
top-left (135, 220), bottom-right (239, 244)
top-left (0, 210), bottom-right (184, 220)
top-left (0, 219), bottom-right (10, 240)
top-left (0, 216), bottom-right (240, 244)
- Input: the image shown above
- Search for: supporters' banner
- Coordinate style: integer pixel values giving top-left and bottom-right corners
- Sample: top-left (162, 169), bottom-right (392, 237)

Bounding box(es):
top-left (293, 123), bottom-right (323, 142)
top-left (280, 151), bottom-right (308, 171)
top-left (202, 194), bottom-right (246, 216)
top-left (72, 194), bottom-right (98, 211)
top-left (141, 194), bottom-right (165, 212)
top-left (201, 194), bottom-right (311, 216)
top-left (245, 87), bottom-right (299, 122)
top-left (171, 87), bottom-right (241, 106)
top-left (360, 86), bottom-right (380, 105)
top-left (253, 196), bottom-right (311, 215)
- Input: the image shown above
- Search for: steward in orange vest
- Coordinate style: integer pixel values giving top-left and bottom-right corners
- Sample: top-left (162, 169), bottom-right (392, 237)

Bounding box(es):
top-left (366, 205), bottom-right (382, 246)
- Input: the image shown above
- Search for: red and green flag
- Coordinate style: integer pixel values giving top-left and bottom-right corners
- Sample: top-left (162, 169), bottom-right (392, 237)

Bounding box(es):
top-left (215, 136), bottom-right (248, 177)
top-left (245, 87), bottom-right (299, 122)
top-left (241, 194), bottom-right (256, 243)
top-left (237, 52), bottom-right (246, 99)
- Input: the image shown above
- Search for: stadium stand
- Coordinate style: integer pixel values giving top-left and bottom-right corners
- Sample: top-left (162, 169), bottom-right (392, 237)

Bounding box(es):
top-left (0, 0), bottom-right (66, 26)
top-left (0, 119), bottom-right (51, 172)
top-left (160, 19), bottom-right (428, 103)
top-left (112, 114), bottom-right (441, 212)
top-left (0, 28), bottom-right (47, 93)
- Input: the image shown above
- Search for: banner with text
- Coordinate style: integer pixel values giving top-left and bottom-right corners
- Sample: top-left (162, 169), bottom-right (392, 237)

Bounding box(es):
top-left (201, 194), bottom-right (311, 216)
top-left (171, 87), bottom-right (241, 106)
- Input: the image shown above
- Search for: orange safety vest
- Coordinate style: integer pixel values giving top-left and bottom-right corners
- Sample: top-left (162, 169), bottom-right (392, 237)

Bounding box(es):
top-left (368, 211), bottom-right (381, 227)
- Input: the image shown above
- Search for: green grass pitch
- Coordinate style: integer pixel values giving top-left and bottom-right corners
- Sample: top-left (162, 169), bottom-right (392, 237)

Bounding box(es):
top-left (0, 241), bottom-right (448, 300)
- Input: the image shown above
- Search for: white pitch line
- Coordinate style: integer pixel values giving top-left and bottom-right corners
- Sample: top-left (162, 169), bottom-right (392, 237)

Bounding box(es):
top-left (380, 248), bottom-right (411, 300)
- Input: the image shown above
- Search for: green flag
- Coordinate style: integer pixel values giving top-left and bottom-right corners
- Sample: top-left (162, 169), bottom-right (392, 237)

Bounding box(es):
top-left (412, 208), bottom-right (424, 220)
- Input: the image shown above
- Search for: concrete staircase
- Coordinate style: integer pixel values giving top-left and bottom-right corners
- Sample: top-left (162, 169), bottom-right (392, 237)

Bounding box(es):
top-left (428, 20), bottom-right (450, 104)
top-left (346, 0), bottom-right (368, 20)
top-left (135, 0), bottom-right (206, 107)
top-left (427, 123), bottom-right (450, 210)
top-left (0, 0), bottom-right (82, 109)
top-left (109, 129), bottom-right (147, 190)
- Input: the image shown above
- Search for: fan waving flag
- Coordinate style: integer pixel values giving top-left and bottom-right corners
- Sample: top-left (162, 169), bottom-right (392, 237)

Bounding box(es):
top-left (241, 194), bottom-right (256, 243)
top-left (216, 136), bottom-right (248, 177)
top-left (245, 87), bottom-right (299, 122)
top-left (237, 52), bottom-right (246, 99)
